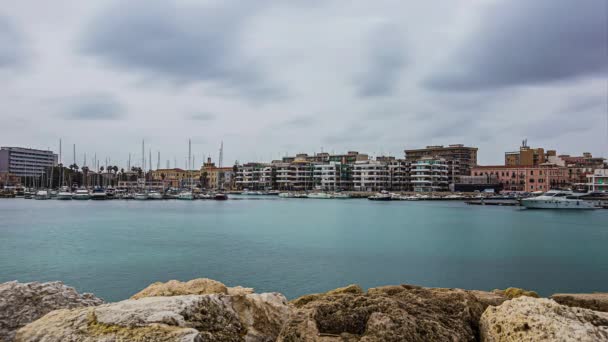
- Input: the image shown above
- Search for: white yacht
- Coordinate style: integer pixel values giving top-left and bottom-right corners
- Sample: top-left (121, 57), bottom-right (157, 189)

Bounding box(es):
top-left (148, 190), bottom-right (163, 200)
top-left (307, 192), bottom-right (333, 199)
top-left (56, 188), bottom-right (73, 200)
top-left (134, 192), bottom-right (149, 200)
top-left (90, 188), bottom-right (107, 200)
top-left (177, 191), bottom-right (194, 200)
top-left (332, 193), bottom-right (351, 199)
top-left (278, 192), bottom-right (295, 198)
top-left (72, 189), bottom-right (91, 200)
top-left (521, 190), bottom-right (597, 210)
top-left (34, 190), bottom-right (50, 200)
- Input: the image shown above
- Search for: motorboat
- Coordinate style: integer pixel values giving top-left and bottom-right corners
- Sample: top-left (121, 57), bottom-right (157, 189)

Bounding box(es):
top-left (332, 193), bottom-right (350, 199)
top-left (368, 191), bottom-right (392, 201)
top-left (34, 190), bottom-right (50, 200)
top-left (520, 190), bottom-right (597, 209)
top-left (105, 187), bottom-right (116, 199)
top-left (90, 188), bottom-right (107, 200)
top-left (177, 191), bottom-right (194, 200)
top-left (307, 192), bottom-right (333, 199)
top-left (148, 190), bottom-right (164, 200)
top-left (278, 192), bottom-right (295, 198)
top-left (214, 193), bottom-right (228, 200)
top-left (134, 192), bottom-right (149, 200)
top-left (72, 189), bottom-right (91, 200)
top-left (56, 189), bottom-right (73, 200)
top-left (197, 193), bottom-right (213, 200)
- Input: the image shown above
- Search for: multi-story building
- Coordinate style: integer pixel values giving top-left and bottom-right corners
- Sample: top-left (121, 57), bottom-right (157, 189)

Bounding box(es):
top-left (404, 144), bottom-right (477, 184)
top-left (235, 163), bottom-right (273, 190)
top-left (151, 168), bottom-right (200, 188)
top-left (471, 165), bottom-right (568, 192)
top-left (274, 160), bottom-right (314, 190)
top-left (586, 169), bottom-right (608, 192)
top-left (0, 147), bottom-right (58, 177)
top-left (201, 158), bottom-right (234, 190)
top-left (352, 160), bottom-right (389, 191)
top-left (551, 153), bottom-right (605, 185)
top-left (313, 162), bottom-right (352, 191)
top-left (281, 151), bottom-right (368, 164)
top-left (410, 157), bottom-right (449, 192)
top-left (386, 160), bottom-right (409, 191)
top-left (504, 140), bottom-right (554, 167)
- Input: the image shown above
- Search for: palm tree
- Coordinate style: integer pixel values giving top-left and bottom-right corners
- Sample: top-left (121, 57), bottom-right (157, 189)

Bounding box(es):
top-left (81, 166), bottom-right (89, 188)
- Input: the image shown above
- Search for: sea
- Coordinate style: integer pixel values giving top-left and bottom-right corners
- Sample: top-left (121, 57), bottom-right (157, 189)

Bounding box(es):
top-left (1, 196), bottom-right (607, 302)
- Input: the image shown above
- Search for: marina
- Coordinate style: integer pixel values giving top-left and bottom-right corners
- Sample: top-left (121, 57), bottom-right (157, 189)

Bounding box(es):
top-left (1, 196), bottom-right (606, 303)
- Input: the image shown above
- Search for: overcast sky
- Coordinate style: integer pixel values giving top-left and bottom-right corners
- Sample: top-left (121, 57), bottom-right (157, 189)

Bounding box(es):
top-left (1, 0), bottom-right (606, 169)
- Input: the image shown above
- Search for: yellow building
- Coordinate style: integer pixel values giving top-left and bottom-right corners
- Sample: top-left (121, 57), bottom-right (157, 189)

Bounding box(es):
top-left (200, 158), bottom-right (234, 190)
top-left (151, 168), bottom-right (200, 188)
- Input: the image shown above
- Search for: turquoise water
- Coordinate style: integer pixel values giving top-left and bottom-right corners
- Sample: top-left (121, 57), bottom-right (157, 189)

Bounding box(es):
top-left (1, 197), bottom-right (607, 302)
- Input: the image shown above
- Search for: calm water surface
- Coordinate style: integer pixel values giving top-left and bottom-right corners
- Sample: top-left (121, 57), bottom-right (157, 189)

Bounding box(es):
top-left (1, 197), bottom-right (607, 301)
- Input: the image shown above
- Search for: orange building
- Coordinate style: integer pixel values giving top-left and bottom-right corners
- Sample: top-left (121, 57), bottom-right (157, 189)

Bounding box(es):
top-left (471, 165), bottom-right (568, 192)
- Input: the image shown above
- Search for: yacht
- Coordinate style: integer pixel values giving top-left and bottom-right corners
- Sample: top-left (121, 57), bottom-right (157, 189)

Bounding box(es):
top-left (177, 191), bottom-right (194, 200)
top-left (368, 191), bottom-right (392, 201)
top-left (134, 192), bottom-right (149, 200)
top-left (72, 189), bottom-right (91, 200)
top-left (332, 193), bottom-right (350, 199)
top-left (56, 188), bottom-right (73, 200)
top-left (34, 190), bottom-right (50, 200)
top-left (307, 192), bottom-right (333, 199)
top-left (521, 190), bottom-right (597, 210)
top-left (90, 188), bottom-right (108, 200)
top-left (214, 193), bottom-right (228, 200)
top-left (148, 190), bottom-right (164, 200)
top-left (279, 192), bottom-right (295, 198)
top-left (105, 188), bottom-right (116, 199)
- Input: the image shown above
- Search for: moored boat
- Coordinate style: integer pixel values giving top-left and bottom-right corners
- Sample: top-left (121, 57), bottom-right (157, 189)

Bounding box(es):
top-left (369, 191), bottom-right (392, 201)
top-left (148, 190), bottom-right (163, 200)
top-left (72, 189), bottom-right (91, 200)
top-left (520, 190), bottom-right (597, 209)
top-left (34, 190), bottom-right (50, 200)
top-left (56, 190), bottom-right (73, 200)
top-left (134, 192), bottom-right (149, 200)
top-left (214, 193), bottom-right (228, 200)
top-left (90, 188), bottom-right (107, 200)
top-left (307, 192), bottom-right (333, 199)
top-left (177, 191), bottom-right (194, 200)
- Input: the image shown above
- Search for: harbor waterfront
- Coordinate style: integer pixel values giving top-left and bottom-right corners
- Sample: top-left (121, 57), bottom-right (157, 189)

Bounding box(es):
top-left (1, 196), bottom-right (607, 302)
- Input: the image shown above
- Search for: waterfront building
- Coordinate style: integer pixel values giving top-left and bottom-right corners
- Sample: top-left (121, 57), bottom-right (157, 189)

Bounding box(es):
top-left (0, 172), bottom-right (21, 187)
top-left (552, 153), bottom-right (605, 185)
top-left (235, 163), bottom-right (273, 190)
top-left (151, 168), bottom-right (200, 188)
top-left (471, 165), bottom-right (568, 192)
top-left (274, 160), bottom-right (314, 191)
top-left (281, 151), bottom-right (368, 164)
top-left (0, 147), bottom-right (58, 177)
top-left (386, 159), bottom-right (409, 191)
top-left (410, 157), bottom-right (449, 192)
top-left (404, 144), bottom-right (477, 184)
top-left (201, 158), bottom-right (234, 190)
top-left (586, 169), bottom-right (608, 192)
top-left (352, 160), bottom-right (390, 192)
top-left (313, 162), bottom-right (352, 191)
top-left (453, 175), bottom-right (502, 192)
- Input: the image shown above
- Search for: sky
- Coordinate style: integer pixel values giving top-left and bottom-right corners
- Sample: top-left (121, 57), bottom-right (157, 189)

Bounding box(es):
top-left (1, 0), bottom-right (607, 169)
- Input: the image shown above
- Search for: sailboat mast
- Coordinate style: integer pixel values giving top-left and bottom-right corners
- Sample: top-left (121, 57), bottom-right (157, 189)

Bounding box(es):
top-left (188, 139), bottom-right (192, 189)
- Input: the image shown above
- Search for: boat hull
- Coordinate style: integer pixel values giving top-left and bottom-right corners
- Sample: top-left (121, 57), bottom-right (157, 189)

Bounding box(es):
top-left (521, 199), bottom-right (596, 209)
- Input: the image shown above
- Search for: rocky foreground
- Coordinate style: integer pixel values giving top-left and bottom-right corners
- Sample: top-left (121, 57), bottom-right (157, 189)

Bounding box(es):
top-left (1, 278), bottom-right (607, 342)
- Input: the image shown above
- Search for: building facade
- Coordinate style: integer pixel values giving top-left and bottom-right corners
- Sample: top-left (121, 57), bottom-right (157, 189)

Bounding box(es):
top-left (352, 160), bottom-right (390, 191)
top-left (586, 169), bottom-right (608, 192)
top-left (313, 162), bottom-right (352, 191)
top-left (410, 157), bottom-right (449, 192)
top-left (404, 144), bottom-right (477, 184)
top-left (0, 147), bottom-right (58, 177)
top-left (235, 163), bottom-right (273, 190)
top-left (471, 165), bottom-right (568, 192)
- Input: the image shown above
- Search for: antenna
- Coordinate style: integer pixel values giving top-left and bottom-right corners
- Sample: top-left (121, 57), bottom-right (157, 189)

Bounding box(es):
top-left (219, 141), bottom-right (224, 168)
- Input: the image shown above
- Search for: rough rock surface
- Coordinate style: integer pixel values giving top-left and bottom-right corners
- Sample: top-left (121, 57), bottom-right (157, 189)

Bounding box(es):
top-left (492, 287), bottom-right (539, 299)
top-left (0, 281), bottom-right (103, 342)
top-left (16, 292), bottom-right (289, 342)
top-left (131, 278), bottom-right (254, 299)
top-left (279, 283), bottom-right (508, 341)
top-left (551, 293), bottom-right (608, 312)
top-left (480, 296), bottom-right (608, 341)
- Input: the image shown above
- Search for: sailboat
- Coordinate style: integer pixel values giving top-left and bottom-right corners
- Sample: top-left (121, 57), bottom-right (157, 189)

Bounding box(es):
top-left (178, 139), bottom-right (195, 200)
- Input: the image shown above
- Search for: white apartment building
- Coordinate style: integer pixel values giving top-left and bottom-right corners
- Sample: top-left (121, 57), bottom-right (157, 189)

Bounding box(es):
top-left (313, 162), bottom-right (350, 191)
top-left (410, 157), bottom-right (449, 192)
top-left (387, 160), bottom-right (409, 191)
top-left (587, 169), bottom-right (608, 192)
top-left (352, 160), bottom-right (389, 191)
top-left (274, 161), bottom-right (314, 190)
top-left (0, 147), bottom-right (58, 177)
top-left (236, 163), bottom-right (273, 190)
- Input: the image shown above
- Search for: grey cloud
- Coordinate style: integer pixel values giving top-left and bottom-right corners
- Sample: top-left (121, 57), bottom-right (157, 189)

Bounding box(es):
top-left (278, 116), bottom-right (315, 128)
top-left (557, 95), bottom-right (606, 115)
top-left (80, 0), bottom-right (282, 100)
top-left (61, 94), bottom-right (125, 120)
top-left (426, 0), bottom-right (608, 91)
top-left (356, 23), bottom-right (407, 97)
top-left (188, 113), bottom-right (216, 121)
top-left (0, 15), bottom-right (26, 68)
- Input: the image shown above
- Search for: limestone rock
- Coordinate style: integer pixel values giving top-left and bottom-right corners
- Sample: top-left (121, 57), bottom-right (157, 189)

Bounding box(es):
top-left (480, 296), bottom-right (608, 342)
top-left (131, 278), bottom-right (229, 299)
top-left (551, 293), bottom-right (608, 312)
top-left (280, 284), bottom-right (506, 341)
top-left (0, 281), bottom-right (103, 342)
top-left (492, 287), bottom-right (539, 299)
top-left (16, 292), bottom-right (289, 342)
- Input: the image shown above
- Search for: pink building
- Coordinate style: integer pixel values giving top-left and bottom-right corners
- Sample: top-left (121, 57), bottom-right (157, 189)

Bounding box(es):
top-left (471, 165), bottom-right (568, 192)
